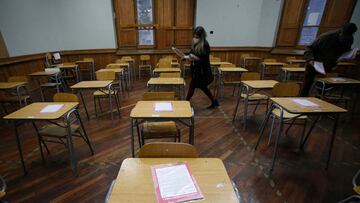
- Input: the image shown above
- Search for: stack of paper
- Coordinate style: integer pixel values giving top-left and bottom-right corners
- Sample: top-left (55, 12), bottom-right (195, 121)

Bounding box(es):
top-left (151, 163), bottom-right (204, 203)
top-left (154, 102), bottom-right (173, 112)
top-left (40, 104), bottom-right (64, 113)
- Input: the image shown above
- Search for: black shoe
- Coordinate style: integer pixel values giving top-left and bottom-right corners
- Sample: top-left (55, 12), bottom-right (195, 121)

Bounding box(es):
top-left (207, 100), bottom-right (220, 109)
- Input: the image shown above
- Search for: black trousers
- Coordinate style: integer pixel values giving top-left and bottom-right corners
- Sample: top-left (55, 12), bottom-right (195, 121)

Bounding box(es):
top-left (300, 63), bottom-right (317, 96)
top-left (186, 80), bottom-right (215, 102)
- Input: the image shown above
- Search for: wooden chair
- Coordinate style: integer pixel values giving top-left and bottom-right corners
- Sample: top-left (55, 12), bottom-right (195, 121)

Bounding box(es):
top-left (267, 82), bottom-right (307, 146)
top-left (138, 142), bottom-right (198, 158)
top-left (0, 76), bottom-right (31, 111)
top-left (140, 92), bottom-right (180, 146)
top-left (33, 93), bottom-right (94, 166)
top-left (339, 169), bottom-right (360, 202)
top-left (157, 58), bottom-right (172, 69)
top-left (219, 63), bottom-right (240, 96)
top-left (138, 55), bottom-right (152, 78)
top-left (220, 63), bottom-right (236, 68)
top-left (159, 72), bottom-right (181, 78)
top-left (78, 57), bottom-right (94, 80)
top-left (0, 176), bottom-right (6, 200)
top-left (93, 71), bottom-right (121, 118)
top-left (105, 64), bottom-right (128, 96)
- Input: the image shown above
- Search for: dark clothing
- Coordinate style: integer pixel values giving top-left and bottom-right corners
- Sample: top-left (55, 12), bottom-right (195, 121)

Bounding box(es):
top-left (186, 80), bottom-right (214, 102)
top-left (189, 40), bottom-right (213, 88)
top-left (300, 30), bottom-right (353, 96)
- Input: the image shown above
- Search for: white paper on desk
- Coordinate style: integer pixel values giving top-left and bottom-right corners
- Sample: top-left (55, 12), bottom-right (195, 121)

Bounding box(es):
top-left (53, 52), bottom-right (61, 60)
top-left (292, 99), bottom-right (319, 107)
top-left (313, 61), bottom-right (326, 75)
top-left (40, 104), bottom-right (64, 113)
top-left (154, 102), bottom-right (173, 112)
top-left (329, 77), bottom-right (346, 82)
top-left (337, 48), bottom-right (358, 61)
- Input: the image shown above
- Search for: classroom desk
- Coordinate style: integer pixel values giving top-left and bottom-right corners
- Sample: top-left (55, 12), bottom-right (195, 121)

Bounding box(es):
top-left (71, 81), bottom-right (120, 126)
top-left (147, 77), bottom-right (186, 99)
top-left (233, 80), bottom-right (278, 129)
top-left (108, 158), bottom-right (239, 203)
top-left (259, 62), bottom-right (285, 79)
top-left (29, 70), bottom-right (62, 101)
top-left (281, 67), bottom-right (305, 81)
top-left (152, 68), bottom-right (182, 76)
top-left (57, 63), bottom-right (80, 82)
top-left (96, 68), bottom-right (127, 96)
top-left (336, 62), bottom-right (357, 75)
top-left (3, 102), bottom-right (86, 175)
top-left (287, 59), bottom-right (306, 64)
top-left (255, 97), bottom-right (347, 172)
top-left (0, 82), bottom-right (29, 106)
top-left (115, 63), bottom-right (132, 89)
top-left (76, 59), bottom-right (95, 80)
top-left (129, 101), bottom-right (194, 157)
top-left (216, 67), bottom-right (248, 99)
top-left (240, 56), bottom-right (261, 71)
top-left (122, 58), bottom-right (136, 81)
top-left (171, 62), bottom-right (180, 68)
top-left (316, 77), bottom-right (360, 99)
top-left (210, 61), bottom-right (232, 66)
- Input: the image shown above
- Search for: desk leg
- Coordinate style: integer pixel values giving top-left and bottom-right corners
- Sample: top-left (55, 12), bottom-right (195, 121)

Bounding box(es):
top-left (66, 119), bottom-right (78, 176)
top-left (232, 85), bottom-right (242, 121)
top-left (254, 105), bottom-right (273, 150)
top-left (109, 88), bottom-right (114, 127)
top-left (190, 116), bottom-right (195, 145)
top-left (260, 64), bottom-right (264, 79)
top-left (300, 115), bottom-right (320, 149)
top-left (243, 86), bottom-right (249, 130)
top-left (326, 114), bottom-right (339, 170)
top-left (270, 107), bottom-right (284, 172)
top-left (13, 121), bottom-right (27, 175)
top-left (130, 118), bottom-right (135, 157)
top-left (79, 91), bottom-right (90, 120)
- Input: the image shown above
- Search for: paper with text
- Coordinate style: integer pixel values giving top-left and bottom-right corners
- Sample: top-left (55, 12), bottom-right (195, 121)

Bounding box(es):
top-left (154, 102), bottom-right (173, 112)
top-left (40, 104), bottom-right (64, 113)
top-left (313, 61), bottom-right (326, 75)
top-left (152, 163), bottom-right (204, 203)
top-left (292, 99), bottom-right (319, 107)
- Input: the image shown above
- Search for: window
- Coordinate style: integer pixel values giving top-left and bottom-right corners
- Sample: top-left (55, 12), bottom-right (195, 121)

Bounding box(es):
top-left (298, 0), bottom-right (327, 45)
top-left (136, 0), bottom-right (154, 46)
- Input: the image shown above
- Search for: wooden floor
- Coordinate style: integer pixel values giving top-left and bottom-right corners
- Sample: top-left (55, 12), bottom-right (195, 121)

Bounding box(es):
top-left (0, 76), bottom-right (359, 203)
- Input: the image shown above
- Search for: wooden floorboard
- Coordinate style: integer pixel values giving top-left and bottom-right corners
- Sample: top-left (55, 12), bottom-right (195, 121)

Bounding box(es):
top-left (0, 76), bottom-right (359, 202)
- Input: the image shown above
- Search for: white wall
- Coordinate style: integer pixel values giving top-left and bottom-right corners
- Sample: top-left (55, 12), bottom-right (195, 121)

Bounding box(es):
top-left (0, 0), bottom-right (116, 56)
top-left (350, 1), bottom-right (360, 48)
top-left (195, 0), bottom-right (283, 47)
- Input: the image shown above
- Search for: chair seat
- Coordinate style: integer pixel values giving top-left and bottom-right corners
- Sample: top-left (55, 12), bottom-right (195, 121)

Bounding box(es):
top-left (40, 82), bottom-right (62, 87)
top-left (93, 89), bottom-right (117, 96)
top-left (272, 108), bottom-right (307, 119)
top-left (0, 95), bottom-right (30, 102)
top-left (38, 123), bottom-right (80, 137)
top-left (354, 186), bottom-right (360, 195)
top-left (241, 93), bottom-right (268, 100)
top-left (142, 121), bottom-right (178, 138)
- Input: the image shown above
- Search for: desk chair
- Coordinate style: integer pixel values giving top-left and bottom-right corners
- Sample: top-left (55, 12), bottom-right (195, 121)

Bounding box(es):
top-left (0, 76), bottom-right (31, 111)
top-left (0, 176), bottom-right (6, 202)
top-left (264, 58), bottom-right (277, 62)
top-left (40, 68), bottom-right (65, 101)
top-left (240, 54), bottom-right (250, 67)
top-left (138, 142), bottom-right (198, 158)
top-left (220, 63), bottom-right (240, 96)
top-left (265, 82), bottom-right (307, 146)
top-left (105, 64), bottom-right (128, 97)
top-left (93, 71), bottom-right (121, 118)
top-left (159, 72), bottom-right (181, 78)
top-left (78, 57), bottom-right (95, 80)
top-left (33, 93), bottom-right (94, 165)
top-left (339, 169), bottom-right (360, 202)
top-left (138, 55), bottom-right (152, 78)
top-left (157, 58), bottom-right (172, 69)
top-left (140, 92), bottom-right (181, 146)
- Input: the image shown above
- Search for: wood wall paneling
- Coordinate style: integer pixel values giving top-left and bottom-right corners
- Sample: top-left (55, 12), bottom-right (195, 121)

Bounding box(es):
top-left (114, 0), bottom-right (137, 48)
top-left (0, 32), bottom-right (9, 58)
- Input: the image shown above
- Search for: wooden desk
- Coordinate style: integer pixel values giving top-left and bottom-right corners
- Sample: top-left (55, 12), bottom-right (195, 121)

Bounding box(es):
top-left (233, 80), bottom-right (278, 129)
top-left (210, 61), bottom-right (232, 66)
top-left (152, 68), bottom-right (181, 75)
top-left (76, 59), bottom-right (95, 80)
top-left (260, 62), bottom-right (285, 79)
top-left (130, 101), bottom-right (194, 157)
top-left (57, 63), bottom-right (80, 82)
top-left (240, 56), bottom-right (261, 71)
top-left (0, 82), bottom-right (29, 107)
top-left (287, 59), bottom-right (306, 64)
top-left (97, 68), bottom-right (127, 96)
top-left (216, 67), bottom-right (248, 99)
top-left (316, 77), bottom-right (360, 99)
top-left (281, 67), bottom-right (305, 81)
top-left (109, 158), bottom-right (238, 203)
top-left (171, 62), bottom-right (180, 68)
top-left (3, 102), bottom-right (84, 175)
top-left (29, 70), bottom-right (62, 101)
top-left (255, 97), bottom-right (347, 172)
top-left (114, 63), bottom-right (132, 89)
top-left (71, 81), bottom-right (119, 126)
top-left (147, 78), bottom-right (186, 99)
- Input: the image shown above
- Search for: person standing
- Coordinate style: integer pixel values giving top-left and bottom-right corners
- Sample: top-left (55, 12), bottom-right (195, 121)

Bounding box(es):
top-left (300, 22), bottom-right (357, 96)
top-left (183, 26), bottom-right (219, 108)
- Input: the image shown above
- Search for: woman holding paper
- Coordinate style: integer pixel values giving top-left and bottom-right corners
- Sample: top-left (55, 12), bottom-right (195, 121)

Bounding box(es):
top-left (300, 22), bottom-right (357, 96)
top-left (182, 26), bottom-right (219, 109)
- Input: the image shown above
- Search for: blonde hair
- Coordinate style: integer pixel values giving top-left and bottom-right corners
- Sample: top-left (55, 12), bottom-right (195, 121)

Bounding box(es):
top-left (191, 26), bottom-right (207, 55)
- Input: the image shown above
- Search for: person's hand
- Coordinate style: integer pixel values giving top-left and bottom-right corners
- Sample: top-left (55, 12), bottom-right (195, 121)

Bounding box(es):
top-left (182, 55), bottom-right (190, 60)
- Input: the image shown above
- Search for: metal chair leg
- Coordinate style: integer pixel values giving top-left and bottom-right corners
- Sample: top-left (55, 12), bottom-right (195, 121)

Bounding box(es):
top-left (268, 115), bottom-right (275, 146)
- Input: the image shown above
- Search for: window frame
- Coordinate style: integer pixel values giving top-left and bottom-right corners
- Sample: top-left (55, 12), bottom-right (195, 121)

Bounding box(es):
top-left (135, 0), bottom-right (156, 49)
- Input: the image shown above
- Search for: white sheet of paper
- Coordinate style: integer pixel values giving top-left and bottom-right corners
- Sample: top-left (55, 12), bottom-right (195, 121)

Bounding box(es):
top-left (313, 61), bottom-right (325, 75)
top-left (337, 48), bottom-right (358, 61)
top-left (155, 164), bottom-right (197, 198)
top-left (329, 77), bottom-right (345, 82)
top-left (307, 12), bottom-right (320, 26)
top-left (292, 99), bottom-right (319, 107)
top-left (154, 102), bottom-right (173, 112)
top-left (53, 52), bottom-right (61, 60)
top-left (40, 104), bottom-right (64, 113)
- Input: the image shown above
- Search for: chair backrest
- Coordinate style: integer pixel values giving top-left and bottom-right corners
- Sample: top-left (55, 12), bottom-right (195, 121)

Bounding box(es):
top-left (160, 72), bottom-right (181, 78)
top-left (241, 72), bottom-right (260, 81)
top-left (53, 93), bottom-right (79, 102)
top-left (115, 59), bottom-right (127, 64)
top-left (106, 64), bottom-right (121, 69)
top-left (283, 63), bottom-right (300, 67)
top-left (272, 82), bottom-right (300, 97)
top-left (142, 92), bottom-right (176, 101)
top-left (83, 57), bottom-right (94, 62)
top-left (158, 59), bottom-right (172, 68)
top-left (140, 55), bottom-right (150, 61)
top-left (96, 70), bottom-right (116, 80)
top-left (210, 57), bottom-right (221, 62)
top-left (220, 63), bottom-right (236, 67)
top-left (138, 142), bottom-right (199, 158)
top-left (8, 76), bottom-right (27, 82)
top-left (121, 56), bottom-right (132, 60)
top-left (286, 56), bottom-right (296, 61)
top-left (264, 58), bottom-right (277, 62)
top-left (241, 54), bottom-right (250, 58)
